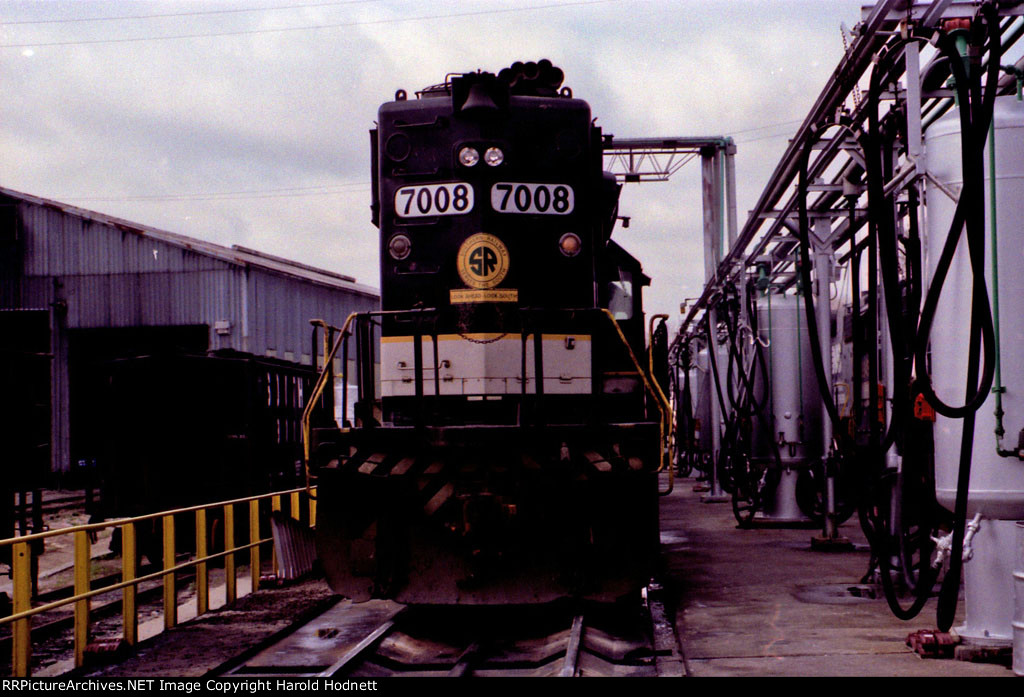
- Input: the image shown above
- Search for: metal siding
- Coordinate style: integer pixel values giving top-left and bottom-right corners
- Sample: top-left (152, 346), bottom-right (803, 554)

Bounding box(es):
top-left (7, 193), bottom-right (379, 475)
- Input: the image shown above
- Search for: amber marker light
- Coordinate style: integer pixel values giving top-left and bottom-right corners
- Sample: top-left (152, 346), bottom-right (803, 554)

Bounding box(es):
top-left (559, 232), bottom-right (582, 257)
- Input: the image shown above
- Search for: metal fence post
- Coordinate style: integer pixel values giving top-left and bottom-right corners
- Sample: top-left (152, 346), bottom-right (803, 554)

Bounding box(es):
top-left (12, 540), bottom-right (32, 677)
top-left (163, 515), bottom-right (176, 630)
top-left (225, 504), bottom-right (236, 604)
top-left (74, 530), bottom-right (91, 668)
top-left (271, 495), bottom-right (281, 577)
top-left (196, 509), bottom-right (208, 616)
top-left (122, 522), bottom-right (137, 645)
top-left (249, 500), bottom-right (260, 592)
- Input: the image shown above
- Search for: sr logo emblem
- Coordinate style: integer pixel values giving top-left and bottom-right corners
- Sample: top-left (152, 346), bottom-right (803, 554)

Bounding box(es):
top-left (457, 233), bottom-right (510, 289)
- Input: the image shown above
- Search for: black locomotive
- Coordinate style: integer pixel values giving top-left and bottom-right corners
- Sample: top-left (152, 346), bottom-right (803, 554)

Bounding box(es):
top-left (311, 61), bottom-right (665, 604)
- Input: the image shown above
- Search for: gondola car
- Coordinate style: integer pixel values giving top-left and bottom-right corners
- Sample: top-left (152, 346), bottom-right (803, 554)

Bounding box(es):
top-left (310, 61), bottom-right (665, 604)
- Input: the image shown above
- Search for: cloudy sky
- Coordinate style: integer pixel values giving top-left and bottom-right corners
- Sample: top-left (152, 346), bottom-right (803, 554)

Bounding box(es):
top-left (1, 0), bottom-right (870, 329)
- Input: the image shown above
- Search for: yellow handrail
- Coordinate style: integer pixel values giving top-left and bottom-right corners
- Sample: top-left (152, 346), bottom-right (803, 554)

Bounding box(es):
top-left (648, 313), bottom-right (675, 494)
top-left (600, 310), bottom-right (674, 485)
top-left (0, 485), bottom-right (315, 677)
top-left (301, 313), bottom-right (360, 493)
top-left (647, 313), bottom-right (672, 419)
top-left (299, 309), bottom-right (673, 488)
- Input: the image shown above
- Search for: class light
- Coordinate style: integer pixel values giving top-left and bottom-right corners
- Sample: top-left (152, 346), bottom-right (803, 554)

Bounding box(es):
top-left (484, 147), bottom-right (504, 166)
top-left (388, 234), bottom-right (412, 260)
top-left (559, 232), bottom-right (582, 257)
top-left (459, 147), bottom-right (480, 167)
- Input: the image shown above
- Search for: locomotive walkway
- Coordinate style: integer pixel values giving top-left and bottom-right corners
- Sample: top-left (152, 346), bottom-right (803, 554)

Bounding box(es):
top-left (55, 474), bottom-right (1014, 678)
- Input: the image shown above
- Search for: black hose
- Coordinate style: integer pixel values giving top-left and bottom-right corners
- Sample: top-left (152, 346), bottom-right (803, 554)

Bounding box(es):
top-left (710, 281), bottom-right (781, 512)
top-left (929, 5), bottom-right (1002, 632)
top-left (859, 33), bottom-right (937, 620)
top-left (914, 21), bottom-right (998, 420)
top-left (861, 4), bottom-right (1000, 625)
top-left (677, 343), bottom-right (696, 475)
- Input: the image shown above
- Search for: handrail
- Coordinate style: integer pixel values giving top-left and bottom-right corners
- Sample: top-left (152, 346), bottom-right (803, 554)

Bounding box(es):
top-left (301, 309), bottom-right (442, 492)
top-left (647, 313), bottom-right (672, 417)
top-left (0, 486), bottom-right (311, 547)
top-left (648, 313), bottom-right (675, 495)
top-left (302, 308), bottom-right (672, 483)
top-left (0, 485), bottom-right (315, 677)
top-left (1, 533), bottom-right (264, 626)
top-left (301, 312), bottom-right (359, 492)
top-left (600, 310), bottom-right (673, 483)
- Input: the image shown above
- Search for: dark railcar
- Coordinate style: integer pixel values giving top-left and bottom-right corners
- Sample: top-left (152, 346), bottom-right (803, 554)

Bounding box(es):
top-left (97, 350), bottom-right (314, 559)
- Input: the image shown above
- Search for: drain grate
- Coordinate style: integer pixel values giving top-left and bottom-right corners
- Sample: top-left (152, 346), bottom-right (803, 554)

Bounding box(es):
top-left (792, 583), bottom-right (881, 605)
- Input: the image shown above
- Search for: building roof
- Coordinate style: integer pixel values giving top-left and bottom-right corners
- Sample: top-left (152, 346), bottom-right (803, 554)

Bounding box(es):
top-left (0, 185), bottom-right (379, 299)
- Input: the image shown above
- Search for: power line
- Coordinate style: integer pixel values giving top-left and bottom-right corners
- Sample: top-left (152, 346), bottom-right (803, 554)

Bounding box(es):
top-left (1, 0), bottom-right (617, 49)
top-left (1, 0), bottom-right (380, 26)
top-left (729, 118), bottom-right (802, 137)
top-left (61, 182), bottom-right (371, 203)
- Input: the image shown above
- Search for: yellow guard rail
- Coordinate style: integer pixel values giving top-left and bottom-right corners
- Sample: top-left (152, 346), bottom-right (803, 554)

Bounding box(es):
top-left (0, 486), bottom-right (315, 677)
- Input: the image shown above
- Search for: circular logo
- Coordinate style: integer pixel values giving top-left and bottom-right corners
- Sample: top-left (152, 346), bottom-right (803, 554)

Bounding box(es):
top-left (457, 233), bottom-right (510, 289)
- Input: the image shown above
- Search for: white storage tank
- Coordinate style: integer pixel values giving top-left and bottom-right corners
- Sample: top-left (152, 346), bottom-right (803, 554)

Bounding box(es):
top-left (925, 94), bottom-right (1024, 645)
top-left (752, 292), bottom-right (824, 521)
top-left (691, 348), bottom-right (713, 456)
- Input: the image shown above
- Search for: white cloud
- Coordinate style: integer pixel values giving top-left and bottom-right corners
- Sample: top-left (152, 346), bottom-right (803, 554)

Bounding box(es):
top-left (0, 0), bottom-right (868, 313)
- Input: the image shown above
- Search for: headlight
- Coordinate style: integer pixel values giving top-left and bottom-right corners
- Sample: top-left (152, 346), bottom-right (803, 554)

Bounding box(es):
top-left (484, 147), bottom-right (504, 166)
top-left (388, 234), bottom-right (412, 260)
top-left (559, 232), bottom-right (582, 257)
top-left (459, 147), bottom-right (480, 167)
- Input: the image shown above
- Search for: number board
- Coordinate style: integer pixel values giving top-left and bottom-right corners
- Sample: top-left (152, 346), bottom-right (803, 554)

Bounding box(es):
top-left (395, 183), bottom-right (473, 218)
top-left (491, 183), bottom-right (574, 215)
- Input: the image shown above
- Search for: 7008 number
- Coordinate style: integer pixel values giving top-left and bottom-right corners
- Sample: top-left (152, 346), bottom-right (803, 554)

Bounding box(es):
top-left (491, 183), bottom-right (574, 215)
top-left (395, 183), bottom-right (473, 218)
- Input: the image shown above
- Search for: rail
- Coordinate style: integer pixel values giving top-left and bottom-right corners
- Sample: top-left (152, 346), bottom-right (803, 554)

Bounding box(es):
top-left (301, 313), bottom-right (359, 490)
top-left (600, 310), bottom-right (673, 483)
top-left (647, 313), bottom-right (675, 494)
top-left (0, 486), bottom-right (316, 678)
top-left (301, 308), bottom-right (673, 481)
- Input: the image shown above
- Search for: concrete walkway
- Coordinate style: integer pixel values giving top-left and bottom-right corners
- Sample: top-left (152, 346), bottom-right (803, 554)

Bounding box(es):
top-left (660, 473), bottom-right (1013, 677)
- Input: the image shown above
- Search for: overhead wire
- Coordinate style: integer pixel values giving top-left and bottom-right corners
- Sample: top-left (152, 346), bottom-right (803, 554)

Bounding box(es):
top-left (1, 0), bottom-right (381, 26)
top-left (60, 182), bottom-right (371, 203)
top-left (0, 0), bottom-right (382, 26)
top-left (0, 0), bottom-right (618, 48)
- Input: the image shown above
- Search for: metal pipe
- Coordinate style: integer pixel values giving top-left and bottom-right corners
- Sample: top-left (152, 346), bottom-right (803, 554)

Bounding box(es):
top-left (678, 0), bottom-right (943, 340)
top-left (989, 119), bottom-right (1007, 448)
top-left (725, 143), bottom-right (739, 251)
top-left (814, 228), bottom-right (837, 538)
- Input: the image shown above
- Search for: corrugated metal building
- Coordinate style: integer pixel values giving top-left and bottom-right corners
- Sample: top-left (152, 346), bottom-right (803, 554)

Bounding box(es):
top-left (0, 186), bottom-right (379, 481)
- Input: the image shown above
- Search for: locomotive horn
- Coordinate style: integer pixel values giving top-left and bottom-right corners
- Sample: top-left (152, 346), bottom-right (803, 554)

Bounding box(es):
top-left (460, 82), bottom-right (500, 113)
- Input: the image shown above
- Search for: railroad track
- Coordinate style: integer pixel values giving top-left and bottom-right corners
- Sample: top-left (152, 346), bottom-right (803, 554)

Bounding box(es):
top-left (213, 583), bottom-right (684, 678)
top-left (13, 492), bottom-right (89, 519)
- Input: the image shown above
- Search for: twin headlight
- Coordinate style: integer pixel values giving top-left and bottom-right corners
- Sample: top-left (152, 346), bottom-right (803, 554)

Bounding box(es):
top-left (458, 146), bottom-right (504, 168)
